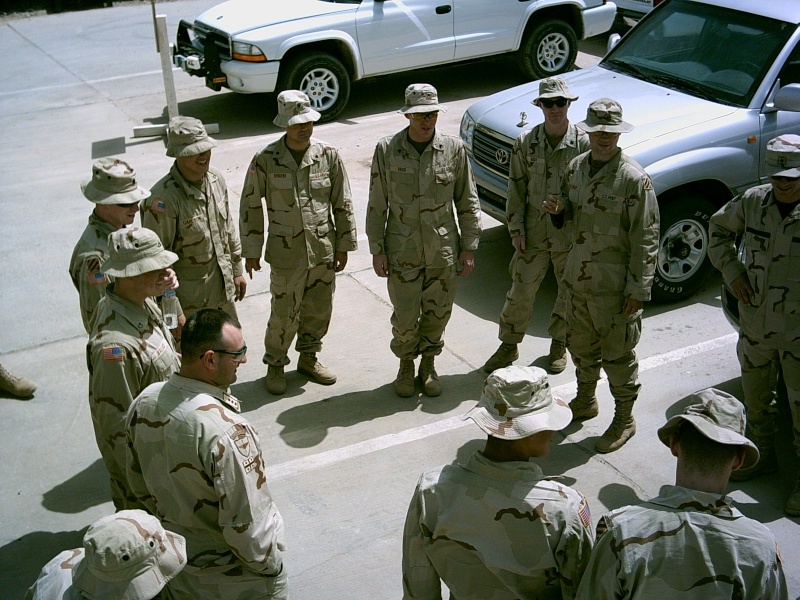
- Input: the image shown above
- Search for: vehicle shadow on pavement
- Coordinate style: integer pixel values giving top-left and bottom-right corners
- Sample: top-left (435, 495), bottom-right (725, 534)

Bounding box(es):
top-left (41, 458), bottom-right (110, 514)
top-left (274, 372), bottom-right (485, 449)
top-left (0, 528), bottom-right (86, 596)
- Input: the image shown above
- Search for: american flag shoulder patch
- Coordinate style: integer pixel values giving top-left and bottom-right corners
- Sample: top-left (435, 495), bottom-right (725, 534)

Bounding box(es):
top-left (150, 200), bottom-right (167, 214)
top-left (103, 346), bottom-right (124, 362)
top-left (87, 270), bottom-right (106, 285)
top-left (578, 496), bottom-right (591, 529)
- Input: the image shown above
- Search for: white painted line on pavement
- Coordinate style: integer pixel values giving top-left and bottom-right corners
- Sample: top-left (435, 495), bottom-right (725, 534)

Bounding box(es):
top-left (0, 69), bottom-right (172, 97)
top-left (265, 332), bottom-right (739, 481)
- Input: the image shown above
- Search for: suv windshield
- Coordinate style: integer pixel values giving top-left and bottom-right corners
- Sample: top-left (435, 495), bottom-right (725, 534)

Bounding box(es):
top-left (601, 0), bottom-right (792, 107)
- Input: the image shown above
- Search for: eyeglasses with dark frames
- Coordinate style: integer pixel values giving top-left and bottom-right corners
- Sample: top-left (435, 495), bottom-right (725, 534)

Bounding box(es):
top-left (204, 345), bottom-right (248, 362)
top-left (539, 98), bottom-right (569, 109)
top-left (409, 112), bottom-right (439, 121)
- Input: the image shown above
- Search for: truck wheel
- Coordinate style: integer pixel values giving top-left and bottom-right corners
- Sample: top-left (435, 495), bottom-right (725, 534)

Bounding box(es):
top-left (517, 19), bottom-right (578, 80)
top-left (652, 192), bottom-right (717, 303)
top-left (279, 52), bottom-right (350, 123)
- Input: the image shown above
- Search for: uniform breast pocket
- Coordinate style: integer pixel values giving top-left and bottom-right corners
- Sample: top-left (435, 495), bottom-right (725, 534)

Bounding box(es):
top-left (268, 175), bottom-right (295, 211)
top-left (589, 196), bottom-right (625, 237)
top-left (390, 169), bottom-right (417, 197)
top-left (179, 214), bottom-right (211, 249)
top-left (788, 236), bottom-right (800, 282)
top-left (744, 227), bottom-right (771, 293)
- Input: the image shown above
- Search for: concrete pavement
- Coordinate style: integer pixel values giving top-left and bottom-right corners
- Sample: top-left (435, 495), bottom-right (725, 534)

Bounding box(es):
top-left (1, 3), bottom-right (798, 598)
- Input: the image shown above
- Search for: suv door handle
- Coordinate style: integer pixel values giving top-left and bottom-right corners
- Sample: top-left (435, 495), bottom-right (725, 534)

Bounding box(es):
top-left (436, 5), bottom-right (452, 14)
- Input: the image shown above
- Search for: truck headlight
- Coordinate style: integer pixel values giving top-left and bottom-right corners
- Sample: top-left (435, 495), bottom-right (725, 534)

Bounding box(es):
top-left (232, 42), bottom-right (266, 62)
top-left (460, 112), bottom-right (476, 152)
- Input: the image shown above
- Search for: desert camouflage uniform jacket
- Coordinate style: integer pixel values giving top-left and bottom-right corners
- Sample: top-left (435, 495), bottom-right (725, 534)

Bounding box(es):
top-left (24, 548), bottom-right (83, 600)
top-left (558, 150), bottom-right (659, 301)
top-left (143, 164), bottom-right (244, 308)
top-left (402, 451), bottom-right (593, 600)
top-left (576, 485), bottom-right (788, 599)
top-left (506, 124), bottom-right (588, 252)
top-left (709, 184), bottom-right (800, 344)
top-left (366, 128), bottom-right (481, 268)
top-left (126, 374), bottom-right (285, 579)
top-left (69, 213), bottom-right (117, 334)
top-left (239, 136), bottom-right (358, 268)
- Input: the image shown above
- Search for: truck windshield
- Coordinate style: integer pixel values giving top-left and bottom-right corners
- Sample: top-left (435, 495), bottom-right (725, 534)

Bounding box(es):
top-left (601, 0), bottom-right (792, 107)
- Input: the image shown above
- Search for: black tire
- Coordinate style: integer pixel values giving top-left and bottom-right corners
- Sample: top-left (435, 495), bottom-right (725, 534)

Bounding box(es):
top-left (278, 52), bottom-right (350, 123)
top-left (652, 192), bottom-right (717, 302)
top-left (517, 19), bottom-right (578, 80)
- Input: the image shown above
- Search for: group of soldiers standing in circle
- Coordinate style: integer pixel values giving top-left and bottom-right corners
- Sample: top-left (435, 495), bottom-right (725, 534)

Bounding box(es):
top-left (20, 76), bottom-right (800, 598)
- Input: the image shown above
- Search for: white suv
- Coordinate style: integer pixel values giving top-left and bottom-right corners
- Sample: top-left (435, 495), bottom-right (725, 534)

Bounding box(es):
top-left (172, 0), bottom-right (616, 122)
top-left (460, 0), bottom-right (800, 302)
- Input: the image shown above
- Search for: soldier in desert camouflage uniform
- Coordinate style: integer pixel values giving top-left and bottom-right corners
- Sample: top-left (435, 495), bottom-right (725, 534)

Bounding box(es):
top-left (483, 77), bottom-right (589, 376)
top-left (239, 91), bottom-right (357, 395)
top-left (126, 309), bottom-right (287, 600)
top-left (143, 116), bottom-right (246, 325)
top-left (708, 133), bottom-right (800, 516)
top-left (367, 84), bottom-right (482, 398)
top-left (70, 158), bottom-right (150, 333)
top-left (87, 227), bottom-right (180, 509)
top-left (544, 98), bottom-right (659, 453)
top-left (576, 388), bottom-right (788, 599)
top-left (25, 510), bottom-right (186, 600)
top-left (402, 366), bottom-right (593, 600)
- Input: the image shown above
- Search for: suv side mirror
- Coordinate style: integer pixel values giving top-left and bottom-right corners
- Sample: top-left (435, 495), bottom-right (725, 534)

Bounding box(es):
top-left (775, 83), bottom-right (800, 111)
top-left (607, 33), bottom-right (621, 54)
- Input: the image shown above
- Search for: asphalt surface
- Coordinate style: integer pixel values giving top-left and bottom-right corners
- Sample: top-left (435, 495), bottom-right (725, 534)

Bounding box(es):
top-left (0, 2), bottom-right (798, 599)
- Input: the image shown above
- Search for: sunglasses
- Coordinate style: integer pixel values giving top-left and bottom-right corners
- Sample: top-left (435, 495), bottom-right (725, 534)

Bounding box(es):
top-left (409, 112), bottom-right (439, 121)
top-left (205, 345), bottom-right (248, 362)
top-left (539, 98), bottom-right (569, 108)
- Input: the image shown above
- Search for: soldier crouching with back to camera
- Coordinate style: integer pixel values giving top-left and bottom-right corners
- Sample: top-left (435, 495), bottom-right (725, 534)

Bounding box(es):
top-left (367, 83), bottom-right (482, 398)
top-left (708, 133), bottom-right (800, 516)
top-left (239, 90), bottom-right (358, 395)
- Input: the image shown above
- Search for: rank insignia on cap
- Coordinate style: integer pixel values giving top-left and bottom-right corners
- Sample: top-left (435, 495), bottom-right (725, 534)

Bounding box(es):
top-left (151, 200), bottom-right (167, 214)
top-left (578, 497), bottom-right (591, 529)
top-left (87, 270), bottom-right (107, 285)
top-left (103, 346), bottom-right (124, 362)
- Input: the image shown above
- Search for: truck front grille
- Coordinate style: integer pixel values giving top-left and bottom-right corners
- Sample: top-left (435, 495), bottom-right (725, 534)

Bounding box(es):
top-left (193, 22), bottom-right (231, 61)
top-left (473, 127), bottom-right (514, 179)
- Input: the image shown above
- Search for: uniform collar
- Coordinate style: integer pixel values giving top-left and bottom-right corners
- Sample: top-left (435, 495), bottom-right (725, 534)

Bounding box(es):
top-left (461, 450), bottom-right (545, 483)
top-left (167, 373), bottom-right (241, 412)
top-left (648, 484), bottom-right (741, 518)
top-left (277, 136), bottom-right (322, 169)
top-left (533, 122), bottom-right (580, 150)
top-left (401, 128), bottom-right (445, 154)
top-left (169, 162), bottom-right (216, 200)
top-left (103, 287), bottom-right (161, 333)
top-left (88, 211), bottom-right (121, 234)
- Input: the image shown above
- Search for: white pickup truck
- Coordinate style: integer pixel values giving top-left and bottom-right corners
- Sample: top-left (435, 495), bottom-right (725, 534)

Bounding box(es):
top-left (172, 0), bottom-right (617, 122)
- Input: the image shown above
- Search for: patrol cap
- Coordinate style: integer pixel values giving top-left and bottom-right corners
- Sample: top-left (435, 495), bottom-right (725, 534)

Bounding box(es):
top-left (766, 134), bottom-right (800, 178)
top-left (81, 158), bottom-right (151, 205)
top-left (533, 76), bottom-right (578, 103)
top-left (166, 116), bottom-right (217, 158)
top-left (399, 83), bottom-right (447, 114)
top-left (464, 366), bottom-right (571, 439)
top-left (102, 227), bottom-right (178, 278)
top-left (72, 509), bottom-right (186, 600)
top-left (657, 388), bottom-right (759, 469)
top-left (577, 98), bottom-right (634, 133)
top-left (273, 90), bottom-right (321, 127)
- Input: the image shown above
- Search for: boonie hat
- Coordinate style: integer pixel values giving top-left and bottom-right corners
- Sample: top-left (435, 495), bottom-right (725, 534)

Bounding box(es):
top-left (577, 98), bottom-right (634, 133)
top-left (81, 158), bottom-right (151, 205)
top-left (463, 366), bottom-right (571, 439)
top-left (72, 509), bottom-right (186, 600)
top-left (101, 227), bottom-right (178, 278)
top-left (657, 388), bottom-right (759, 469)
top-left (534, 76), bottom-right (579, 104)
top-left (399, 83), bottom-right (447, 114)
top-left (166, 116), bottom-right (217, 158)
top-left (273, 90), bottom-right (321, 128)
top-left (766, 134), bottom-right (800, 178)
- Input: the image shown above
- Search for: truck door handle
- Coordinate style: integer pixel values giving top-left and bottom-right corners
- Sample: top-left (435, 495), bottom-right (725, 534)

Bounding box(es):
top-left (436, 5), bottom-right (452, 14)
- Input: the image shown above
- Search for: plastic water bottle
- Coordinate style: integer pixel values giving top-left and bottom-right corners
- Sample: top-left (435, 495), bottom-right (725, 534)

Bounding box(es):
top-left (162, 289), bottom-right (179, 329)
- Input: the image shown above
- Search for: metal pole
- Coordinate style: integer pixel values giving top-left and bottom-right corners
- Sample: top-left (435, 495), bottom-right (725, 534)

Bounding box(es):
top-left (156, 14), bottom-right (179, 121)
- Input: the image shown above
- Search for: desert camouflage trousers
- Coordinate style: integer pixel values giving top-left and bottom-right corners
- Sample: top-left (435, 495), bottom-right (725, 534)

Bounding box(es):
top-left (89, 398), bottom-right (137, 510)
top-left (565, 290), bottom-right (642, 404)
top-left (262, 263), bottom-right (335, 366)
top-left (168, 563), bottom-right (288, 600)
top-left (387, 264), bottom-right (457, 360)
top-left (737, 331), bottom-right (800, 456)
top-left (498, 247), bottom-right (568, 344)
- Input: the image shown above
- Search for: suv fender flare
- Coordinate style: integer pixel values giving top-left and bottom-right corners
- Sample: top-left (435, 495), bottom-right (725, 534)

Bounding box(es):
top-left (646, 146), bottom-right (755, 197)
top-left (276, 31), bottom-right (363, 80)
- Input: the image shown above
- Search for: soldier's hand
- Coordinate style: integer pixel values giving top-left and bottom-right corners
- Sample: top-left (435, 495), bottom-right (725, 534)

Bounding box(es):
top-left (622, 296), bottom-right (643, 316)
top-left (234, 275), bottom-right (247, 301)
top-left (731, 274), bottom-right (754, 307)
top-left (542, 194), bottom-right (564, 215)
top-left (458, 250), bottom-right (475, 277)
top-left (372, 254), bottom-right (389, 278)
top-left (164, 268), bottom-right (179, 291)
top-left (512, 236), bottom-right (526, 252)
top-left (334, 251), bottom-right (348, 273)
top-left (245, 258), bottom-right (261, 279)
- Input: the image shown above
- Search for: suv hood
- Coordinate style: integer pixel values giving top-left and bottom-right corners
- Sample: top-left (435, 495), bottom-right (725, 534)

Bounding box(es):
top-left (470, 65), bottom-right (738, 148)
top-left (197, 0), bottom-right (355, 35)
